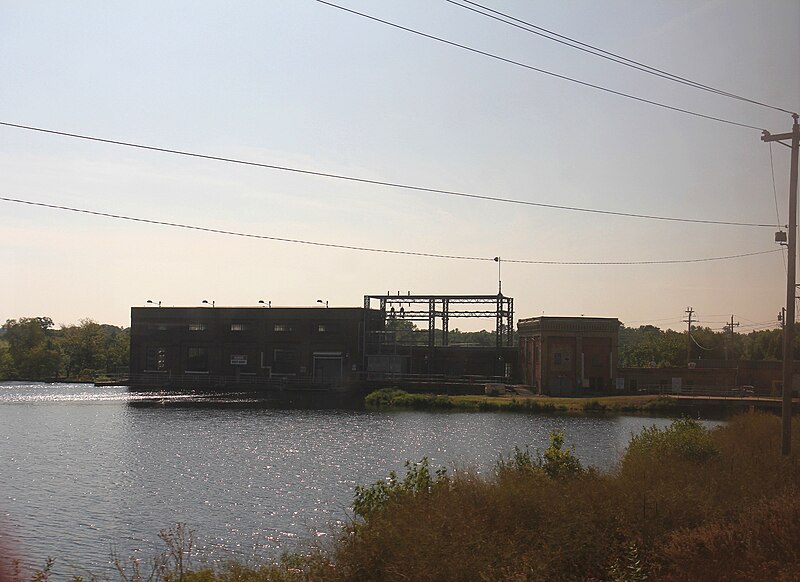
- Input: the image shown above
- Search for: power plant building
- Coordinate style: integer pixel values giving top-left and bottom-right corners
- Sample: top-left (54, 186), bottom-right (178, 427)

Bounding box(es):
top-left (518, 316), bottom-right (620, 395)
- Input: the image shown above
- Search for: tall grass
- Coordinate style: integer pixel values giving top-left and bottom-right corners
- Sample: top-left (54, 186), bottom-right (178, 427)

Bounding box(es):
top-left (331, 413), bottom-right (800, 581)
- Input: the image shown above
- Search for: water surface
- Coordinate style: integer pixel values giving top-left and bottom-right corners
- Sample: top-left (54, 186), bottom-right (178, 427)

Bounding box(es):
top-left (0, 382), bottom-right (718, 576)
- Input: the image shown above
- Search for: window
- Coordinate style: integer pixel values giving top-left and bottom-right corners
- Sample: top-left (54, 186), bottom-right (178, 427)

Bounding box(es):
top-left (274, 323), bottom-right (292, 332)
top-left (187, 347), bottom-right (209, 372)
top-left (554, 352), bottom-right (562, 365)
top-left (149, 324), bottom-right (169, 331)
top-left (145, 347), bottom-right (166, 371)
top-left (317, 324), bottom-right (328, 333)
top-left (230, 323), bottom-right (248, 332)
top-left (189, 323), bottom-right (207, 331)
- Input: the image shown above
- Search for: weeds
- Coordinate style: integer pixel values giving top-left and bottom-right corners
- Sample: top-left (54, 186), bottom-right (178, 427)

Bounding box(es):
top-left (334, 414), bottom-right (800, 580)
top-left (608, 543), bottom-right (647, 582)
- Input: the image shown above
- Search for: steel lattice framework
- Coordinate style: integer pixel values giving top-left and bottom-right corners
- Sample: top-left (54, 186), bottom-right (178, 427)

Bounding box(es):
top-left (364, 293), bottom-right (514, 350)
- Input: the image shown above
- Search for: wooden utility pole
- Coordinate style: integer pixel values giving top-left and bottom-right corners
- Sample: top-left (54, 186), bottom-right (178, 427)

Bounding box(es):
top-left (762, 113), bottom-right (800, 455)
top-left (724, 315), bottom-right (739, 361)
top-left (684, 307), bottom-right (694, 366)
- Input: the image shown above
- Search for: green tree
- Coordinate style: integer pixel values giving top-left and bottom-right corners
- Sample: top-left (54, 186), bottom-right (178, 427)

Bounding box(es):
top-left (103, 326), bottom-right (130, 373)
top-left (0, 338), bottom-right (13, 380)
top-left (59, 319), bottom-right (106, 378)
top-left (620, 325), bottom-right (687, 367)
top-left (2, 317), bottom-right (61, 380)
top-left (58, 320), bottom-right (130, 378)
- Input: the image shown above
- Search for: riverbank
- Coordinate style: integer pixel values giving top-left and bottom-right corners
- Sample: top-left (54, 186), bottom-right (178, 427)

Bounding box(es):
top-left (363, 387), bottom-right (796, 417)
top-left (366, 387), bottom-right (683, 414)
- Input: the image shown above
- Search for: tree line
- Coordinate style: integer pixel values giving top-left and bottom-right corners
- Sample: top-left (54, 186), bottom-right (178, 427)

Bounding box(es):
top-left (0, 316), bottom-right (795, 381)
top-left (391, 320), bottom-right (791, 366)
top-left (0, 317), bottom-right (129, 381)
top-left (619, 324), bottom-right (792, 367)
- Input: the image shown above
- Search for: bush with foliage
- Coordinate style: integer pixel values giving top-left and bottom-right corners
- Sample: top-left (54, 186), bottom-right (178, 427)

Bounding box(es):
top-left (624, 417), bottom-right (718, 463)
top-left (353, 458), bottom-right (448, 521)
top-left (496, 431), bottom-right (583, 479)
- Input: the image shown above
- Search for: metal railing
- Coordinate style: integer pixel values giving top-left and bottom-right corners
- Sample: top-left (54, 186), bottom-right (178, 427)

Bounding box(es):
top-left (358, 371), bottom-right (510, 385)
top-left (631, 384), bottom-right (762, 398)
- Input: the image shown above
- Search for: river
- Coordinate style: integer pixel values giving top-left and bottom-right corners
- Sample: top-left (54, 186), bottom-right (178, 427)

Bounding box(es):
top-left (0, 382), bottom-right (719, 577)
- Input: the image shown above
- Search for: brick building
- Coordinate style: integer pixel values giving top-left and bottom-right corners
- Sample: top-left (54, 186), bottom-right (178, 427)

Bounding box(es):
top-left (129, 306), bottom-right (383, 389)
top-left (518, 316), bottom-right (620, 395)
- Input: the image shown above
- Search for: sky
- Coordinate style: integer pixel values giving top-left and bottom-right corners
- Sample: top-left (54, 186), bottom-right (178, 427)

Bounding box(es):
top-left (1, 0), bottom-right (799, 333)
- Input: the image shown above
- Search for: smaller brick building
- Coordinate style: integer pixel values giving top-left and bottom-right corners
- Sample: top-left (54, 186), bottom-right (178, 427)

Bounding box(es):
top-left (518, 316), bottom-right (620, 395)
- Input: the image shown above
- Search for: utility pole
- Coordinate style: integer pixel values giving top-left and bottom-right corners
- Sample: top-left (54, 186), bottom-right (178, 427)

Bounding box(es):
top-left (723, 315), bottom-right (739, 361)
top-left (779, 307), bottom-right (786, 329)
top-left (684, 307), bottom-right (694, 366)
top-left (762, 113), bottom-right (800, 456)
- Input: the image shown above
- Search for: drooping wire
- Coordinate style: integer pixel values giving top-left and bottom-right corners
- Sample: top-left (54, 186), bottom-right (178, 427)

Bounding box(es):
top-left (0, 121), bottom-right (779, 228)
top-left (689, 333), bottom-right (715, 351)
top-left (314, 0), bottom-right (766, 131)
top-left (0, 195), bottom-right (782, 265)
top-left (770, 143), bottom-right (784, 227)
top-left (769, 142), bottom-right (789, 273)
top-left (445, 0), bottom-right (797, 116)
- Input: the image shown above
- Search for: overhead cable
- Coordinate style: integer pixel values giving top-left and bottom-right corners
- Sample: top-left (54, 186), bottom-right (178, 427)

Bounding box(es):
top-left (314, 0), bottom-right (765, 131)
top-left (0, 196), bottom-right (782, 265)
top-left (0, 122), bottom-right (778, 228)
top-left (445, 0), bottom-right (797, 116)
top-left (689, 334), bottom-right (715, 351)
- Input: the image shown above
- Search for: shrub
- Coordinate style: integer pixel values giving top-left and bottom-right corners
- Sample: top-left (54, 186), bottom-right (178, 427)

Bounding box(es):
top-left (623, 417), bottom-right (718, 464)
top-left (496, 445), bottom-right (536, 475)
top-left (363, 388), bottom-right (407, 408)
top-left (653, 491), bottom-right (800, 581)
top-left (495, 431), bottom-right (583, 479)
top-left (352, 458), bottom-right (448, 521)
top-left (540, 430), bottom-right (584, 478)
top-left (364, 389), bottom-right (455, 410)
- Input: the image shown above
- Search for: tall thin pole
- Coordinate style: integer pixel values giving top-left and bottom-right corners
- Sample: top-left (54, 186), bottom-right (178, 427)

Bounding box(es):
top-left (684, 307), bottom-right (694, 365)
top-left (725, 315), bottom-right (738, 361)
top-left (763, 114), bottom-right (800, 455)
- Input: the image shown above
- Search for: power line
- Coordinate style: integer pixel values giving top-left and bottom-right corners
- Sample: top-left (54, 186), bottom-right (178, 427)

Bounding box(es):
top-left (769, 143), bottom-right (784, 227)
top-left (0, 195), bottom-right (782, 265)
top-left (689, 333), bottom-right (715, 351)
top-left (445, 0), bottom-right (796, 116)
top-left (769, 142), bottom-right (789, 273)
top-left (623, 317), bottom-right (685, 325)
top-left (314, 0), bottom-right (765, 131)
top-left (0, 121), bottom-right (779, 228)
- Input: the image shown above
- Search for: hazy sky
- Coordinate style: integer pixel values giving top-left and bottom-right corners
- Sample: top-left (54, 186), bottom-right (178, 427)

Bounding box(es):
top-left (2, 1), bottom-right (799, 332)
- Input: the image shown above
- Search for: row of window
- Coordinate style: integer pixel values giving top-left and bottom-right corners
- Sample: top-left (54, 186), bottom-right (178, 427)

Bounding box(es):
top-left (175, 323), bottom-right (334, 332)
top-left (145, 346), bottom-right (336, 375)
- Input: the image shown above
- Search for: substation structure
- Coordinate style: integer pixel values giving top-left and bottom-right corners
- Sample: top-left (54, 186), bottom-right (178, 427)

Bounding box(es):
top-left (363, 293), bottom-right (515, 380)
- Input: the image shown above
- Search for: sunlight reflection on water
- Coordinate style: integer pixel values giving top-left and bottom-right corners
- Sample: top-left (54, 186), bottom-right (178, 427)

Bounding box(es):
top-left (0, 382), bottom-right (722, 577)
